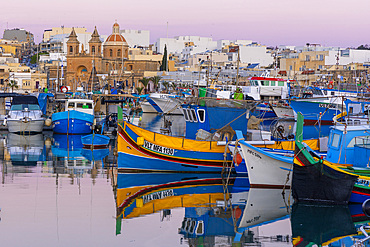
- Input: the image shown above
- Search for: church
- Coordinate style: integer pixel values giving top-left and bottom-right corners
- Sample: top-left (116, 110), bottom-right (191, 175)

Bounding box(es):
top-left (65, 22), bottom-right (159, 92)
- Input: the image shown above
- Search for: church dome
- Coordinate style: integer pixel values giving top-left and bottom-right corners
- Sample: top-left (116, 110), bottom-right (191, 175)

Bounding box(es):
top-left (104, 22), bottom-right (128, 46)
top-left (106, 33), bottom-right (126, 42)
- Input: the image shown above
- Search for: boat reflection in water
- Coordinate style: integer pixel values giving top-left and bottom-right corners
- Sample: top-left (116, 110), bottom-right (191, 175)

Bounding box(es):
top-left (291, 203), bottom-right (370, 246)
top-left (6, 133), bottom-right (45, 166)
top-left (115, 174), bottom-right (293, 245)
top-left (51, 134), bottom-right (109, 174)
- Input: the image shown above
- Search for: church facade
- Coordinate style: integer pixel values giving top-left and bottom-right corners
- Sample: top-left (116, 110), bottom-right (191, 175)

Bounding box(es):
top-left (65, 22), bottom-right (159, 92)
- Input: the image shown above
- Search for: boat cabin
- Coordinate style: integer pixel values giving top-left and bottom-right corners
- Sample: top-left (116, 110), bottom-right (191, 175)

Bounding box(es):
top-left (65, 99), bottom-right (94, 115)
top-left (326, 125), bottom-right (370, 167)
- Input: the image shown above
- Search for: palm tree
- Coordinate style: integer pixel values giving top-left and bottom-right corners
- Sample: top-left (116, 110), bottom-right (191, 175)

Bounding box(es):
top-left (170, 82), bottom-right (177, 91)
top-left (8, 80), bottom-right (18, 93)
top-left (150, 76), bottom-right (161, 92)
top-left (139, 77), bottom-right (150, 94)
top-left (162, 81), bottom-right (169, 93)
top-left (135, 87), bottom-right (144, 95)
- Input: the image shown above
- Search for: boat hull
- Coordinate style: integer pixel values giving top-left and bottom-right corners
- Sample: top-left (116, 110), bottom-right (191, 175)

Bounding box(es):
top-left (52, 110), bottom-right (94, 134)
top-left (7, 119), bottom-right (45, 133)
top-left (117, 121), bottom-right (232, 173)
top-left (289, 100), bottom-right (341, 125)
top-left (239, 138), bottom-right (293, 188)
top-left (147, 95), bottom-right (183, 115)
top-left (81, 134), bottom-right (110, 149)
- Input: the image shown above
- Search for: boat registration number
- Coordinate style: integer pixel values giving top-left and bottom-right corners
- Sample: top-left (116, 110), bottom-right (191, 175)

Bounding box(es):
top-left (319, 103), bottom-right (335, 109)
top-left (143, 140), bottom-right (175, 155)
top-left (142, 189), bottom-right (174, 204)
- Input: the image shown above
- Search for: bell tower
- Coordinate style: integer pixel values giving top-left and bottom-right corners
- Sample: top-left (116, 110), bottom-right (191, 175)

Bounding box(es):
top-left (66, 27), bottom-right (79, 56)
top-left (88, 26), bottom-right (102, 56)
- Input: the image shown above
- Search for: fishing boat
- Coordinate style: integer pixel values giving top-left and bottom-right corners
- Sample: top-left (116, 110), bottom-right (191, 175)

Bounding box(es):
top-left (81, 134), bottom-right (110, 149)
top-left (237, 130), bottom-right (294, 188)
top-left (146, 93), bottom-right (184, 115)
top-left (292, 112), bottom-right (370, 204)
top-left (6, 95), bottom-right (45, 134)
top-left (81, 123), bottom-right (110, 149)
top-left (140, 99), bottom-right (157, 113)
top-left (52, 99), bottom-right (94, 134)
top-left (117, 120), bottom-right (233, 172)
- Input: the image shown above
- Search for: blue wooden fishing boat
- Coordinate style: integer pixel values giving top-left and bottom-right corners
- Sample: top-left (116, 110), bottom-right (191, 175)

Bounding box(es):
top-left (52, 99), bottom-right (94, 134)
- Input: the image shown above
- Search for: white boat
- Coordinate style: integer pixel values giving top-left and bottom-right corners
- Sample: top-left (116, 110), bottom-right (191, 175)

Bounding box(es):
top-left (236, 130), bottom-right (293, 188)
top-left (6, 95), bottom-right (45, 133)
top-left (146, 93), bottom-right (183, 115)
top-left (140, 100), bottom-right (157, 113)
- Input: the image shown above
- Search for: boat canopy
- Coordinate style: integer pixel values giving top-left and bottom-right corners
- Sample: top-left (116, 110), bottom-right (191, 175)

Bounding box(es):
top-left (12, 95), bottom-right (39, 105)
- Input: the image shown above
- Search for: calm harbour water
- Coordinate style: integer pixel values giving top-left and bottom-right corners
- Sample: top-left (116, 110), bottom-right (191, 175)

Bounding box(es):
top-left (0, 114), bottom-right (366, 246)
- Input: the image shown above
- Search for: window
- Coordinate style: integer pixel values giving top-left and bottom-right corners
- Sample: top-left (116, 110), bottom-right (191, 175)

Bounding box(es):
top-left (305, 55), bottom-right (310, 61)
top-left (183, 108), bottom-right (189, 121)
top-left (117, 49), bottom-right (121, 57)
top-left (278, 81), bottom-right (284, 86)
top-left (319, 54), bottom-right (324, 61)
top-left (69, 46), bottom-right (73, 53)
top-left (191, 109), bottom-right (198, 122)
top-left (92, 46), bottom-right (95, 53)
top-left (331, 133), bottom-right (341, 148)
top-left (68, 103), bottom-right (75, 108)
top-left (187, 109), bottom-right (194, 122)
top-left (347, 136), bottom-right (370, 148)
top-left (270, 81), bottom-right (276, 86)
top-left (109, 49), bottom-right (113, 57)
top-left (289, 65), bottom-right (292, 71)
top-left (196, 221), bottom-right (204, 235)
top-left (197, 109), bottom-right (205, 123)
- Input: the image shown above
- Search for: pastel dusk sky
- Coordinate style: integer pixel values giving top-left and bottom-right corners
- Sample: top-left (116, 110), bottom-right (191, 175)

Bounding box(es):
top-left (1, 0), bottom-right (369, 47)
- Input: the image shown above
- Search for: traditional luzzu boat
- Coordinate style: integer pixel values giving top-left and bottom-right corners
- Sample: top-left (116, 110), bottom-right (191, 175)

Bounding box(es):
top-left (52, 99), bottom-right (94, 134)
top-left (117, 120), bottom-right (233, 172)
top-left (292, 110), bottom-right (370, 205)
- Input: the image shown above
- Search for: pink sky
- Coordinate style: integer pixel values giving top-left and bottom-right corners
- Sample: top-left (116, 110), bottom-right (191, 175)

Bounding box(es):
top-left (1, 0), bottom-right (369, 47)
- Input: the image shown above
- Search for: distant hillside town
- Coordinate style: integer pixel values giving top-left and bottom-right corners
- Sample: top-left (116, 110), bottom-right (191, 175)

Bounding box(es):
top-left (1, 22), bottom-right (370, 94)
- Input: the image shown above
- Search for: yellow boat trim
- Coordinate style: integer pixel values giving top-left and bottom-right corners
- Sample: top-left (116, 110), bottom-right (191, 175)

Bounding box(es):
top-left (120, 121), bottom-right (229, 153)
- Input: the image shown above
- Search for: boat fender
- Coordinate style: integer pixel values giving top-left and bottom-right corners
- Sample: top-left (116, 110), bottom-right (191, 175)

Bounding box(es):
top-left (362, 199), bottom-right (370, 217)
top-left (137, 137), bottom-right (144, 146)
top-left (45, 118), bottom-right (52, 127)
top-left (2, 117), bottom-right (6, 126)
top-left (233, 153), bottom-right (243, 165)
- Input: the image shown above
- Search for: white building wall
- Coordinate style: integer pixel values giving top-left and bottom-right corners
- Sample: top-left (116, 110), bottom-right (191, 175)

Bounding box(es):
top-left (120, 29), bottom-right (150, 48)
top-left (155, 36), bottom-right (218, 55)
top-left (10, 72), bottom-right (31, 91)
top-left (325, 49), bottom-right (370, 65)
top-left (239, 46), bottom-right (274, 67)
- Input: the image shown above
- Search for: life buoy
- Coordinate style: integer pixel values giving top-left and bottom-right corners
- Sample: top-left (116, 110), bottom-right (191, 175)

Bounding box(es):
top-left (61, 86), bottom-right (68, 93)
top-left (328, 81), bottom-right (334, 89)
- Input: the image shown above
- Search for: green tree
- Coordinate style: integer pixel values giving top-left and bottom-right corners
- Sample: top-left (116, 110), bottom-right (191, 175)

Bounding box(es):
top-left (170, 82), bottom-right (177, 91)
top-left (162, 81), bottom-right (169, 93)
top-left (135, 87), bottom-right (144, 95)
top-left (139, 77), bottom-right (150, 94)
top-left (160, 45), bottom-right (168, 71)
top-left (150, 76), bottom-right (162, 91)
top-left (8, 80), bottom-right (18, 93)
top-left (30, 52), bottom-right (48, 64)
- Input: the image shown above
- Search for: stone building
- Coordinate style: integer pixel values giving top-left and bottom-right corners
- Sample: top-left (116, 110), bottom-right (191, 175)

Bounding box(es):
top-left (65, 22), bottom-right (160, 93)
